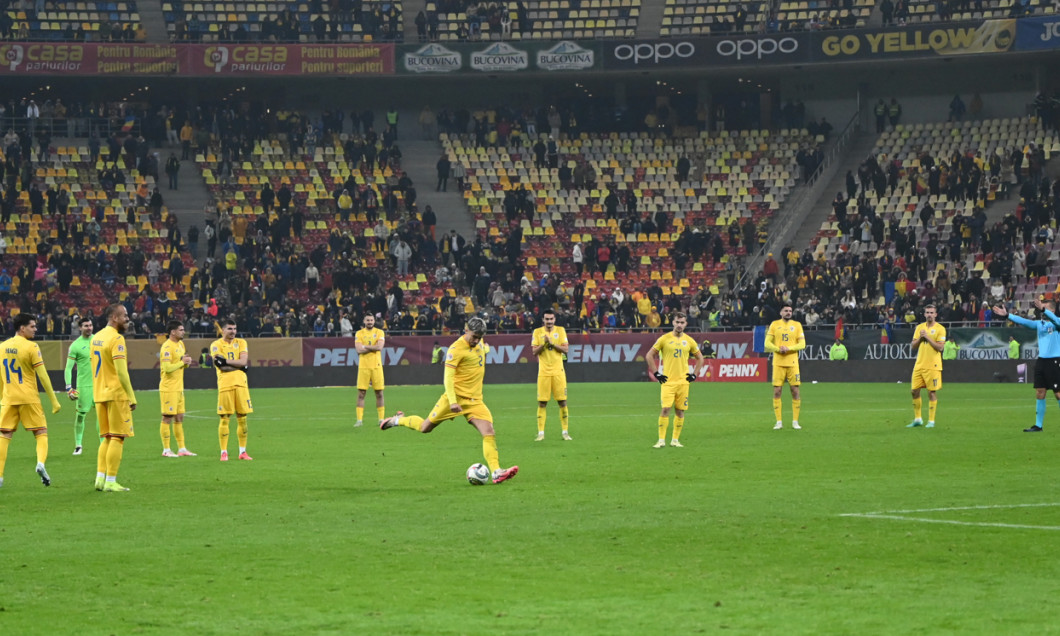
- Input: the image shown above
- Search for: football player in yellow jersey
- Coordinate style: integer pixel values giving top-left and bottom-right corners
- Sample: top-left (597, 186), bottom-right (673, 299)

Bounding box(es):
top-left (765, 304), bottom-right (806, 430)
top-left (159, 320), bottom-right (196, 458)
top-left (0, 313), bottom-right (62, 489)
top-left (354, 314), bottom-right (386, 428)
top-left (380, 317), bottom-right (519, 484)
top-left (645, 312), bottom-right (704, 448)
top-left (531, 309), bottom-right (571, 441)
top-left (92, 304), bottom-right (137, 493)
top-left (907, 303), bottom-right (946, 428)
top-left (211, 319), bottom-right (253, 461)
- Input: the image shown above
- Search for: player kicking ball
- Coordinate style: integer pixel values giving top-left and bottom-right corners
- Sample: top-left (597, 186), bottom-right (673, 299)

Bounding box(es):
top-left (379, 317), bottom-right (518, 484)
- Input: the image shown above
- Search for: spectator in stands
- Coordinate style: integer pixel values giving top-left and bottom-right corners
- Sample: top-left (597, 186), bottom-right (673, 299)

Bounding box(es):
top-left (179, 121), bottom-right (193, 160)
top-left (436, 153), bottom-right (450, 192)
top-left (948, 95), bottom-right (966, 122)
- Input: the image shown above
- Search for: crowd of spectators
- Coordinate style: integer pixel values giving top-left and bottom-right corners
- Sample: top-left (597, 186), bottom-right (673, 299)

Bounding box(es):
top-left (168, 1), bottom-right (402, 43)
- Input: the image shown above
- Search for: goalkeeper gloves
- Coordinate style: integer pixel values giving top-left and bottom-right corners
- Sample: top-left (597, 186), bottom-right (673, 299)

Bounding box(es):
top-left (686, 373), bottom-right (697, 382)
top-left (653, 371), bottom-right (668, 384)
top-left (213, 355), bottom-right (228, 368)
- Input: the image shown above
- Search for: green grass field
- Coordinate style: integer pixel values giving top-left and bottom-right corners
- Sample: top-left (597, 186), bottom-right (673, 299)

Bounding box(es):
top-left (3, 381), bottom-right (1060, 635)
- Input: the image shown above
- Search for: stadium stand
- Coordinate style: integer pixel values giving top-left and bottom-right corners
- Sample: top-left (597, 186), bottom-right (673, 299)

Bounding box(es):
top-left (430, 0), bottom-right (638, 42)
top-left (163, 0), bottom-right (402, 42)
top-left (792, 116), bottom-right (1060, 327)
top-left (1, 1), bottom-right (142, 41)
top-left (661, 0), bottom-right (766, 36)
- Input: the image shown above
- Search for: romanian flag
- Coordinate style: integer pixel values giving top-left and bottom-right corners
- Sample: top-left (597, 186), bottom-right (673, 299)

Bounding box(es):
top-left (121, 115), bottom-right (136, 133)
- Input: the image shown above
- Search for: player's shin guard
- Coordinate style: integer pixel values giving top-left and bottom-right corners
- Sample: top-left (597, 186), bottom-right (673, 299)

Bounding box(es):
top-left (482, 434), bottom-right (500, 473)
top-left (773, 398), bottom-right (782, 422)
top-left (174, 422), bottom-right (185, 448)
top-left (673, 416), bottom-right (684, 441)
top-left (236, 416), bottom-right (248, 448)
top-left (398, 415), bottom-right (424, 431)
top-left (560, 406), bottom-right (569, 432)
top-left (74, 411), bottom-right (87, 446)
top-left (536, 406), bottom-right (546, 433)
top-left (912, 397), bottom-right (923, 420)
top-left (928, 400), bottom-right (937, 423)
top-left (35, 432), bottom-right (47, 465)
top-left (0, 436), bottom-right (10, 477)
top-left (377, 406), bottom-right (385, 422)
top-left (105, 437), bottom-right (124, 477)
top-left (160, 422), bottom-right (171, 450)
top-left (218, 416), bottom-right (230, 451)
top-left (658, 416), bottom-right (669, 440)
top-left (792, 400), bottom-right (801, 422)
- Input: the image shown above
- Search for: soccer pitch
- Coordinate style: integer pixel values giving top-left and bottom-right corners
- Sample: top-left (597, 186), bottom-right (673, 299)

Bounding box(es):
top-left (3, 382), bottom-right (1059, 634)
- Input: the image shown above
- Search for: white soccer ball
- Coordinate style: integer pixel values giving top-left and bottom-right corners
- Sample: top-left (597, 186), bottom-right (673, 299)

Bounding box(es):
top-left (466, 463), bottom-right (491, 485)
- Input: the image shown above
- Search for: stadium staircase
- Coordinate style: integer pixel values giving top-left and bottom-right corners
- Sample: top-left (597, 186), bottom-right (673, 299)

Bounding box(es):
top-left (138, 0), bottom-right (170, 44)
top-left (399, 138), bottom-right (478, 241)
top-left (635, 0), bottom-right (666, 38)
top-left (166, 153), bottom-right (211, 259)
top-left (789, 130), bottom-right (879, 254)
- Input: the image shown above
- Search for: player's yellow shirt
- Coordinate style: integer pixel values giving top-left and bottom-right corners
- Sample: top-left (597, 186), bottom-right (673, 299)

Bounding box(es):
top-left (913, 321), bottom-right (946, 371)
top-left (159, 339), bottom-right (186, 392)
top-left (355, 327), bottom-right (385, 370)
top-left (766, 319), bottom-right (805, 367)
top-left (445, 336), bottom-right (487, 400)
top-left (652, 332), bottom-right (701, 385)
top-left (211, 337), bottom-right (249, 390)
top-left (0, 335), bottom-right (46, 405)
top-left (532, 326), bottom-right (568, 377)
top-left (91, 326), bottom-right (130, 402)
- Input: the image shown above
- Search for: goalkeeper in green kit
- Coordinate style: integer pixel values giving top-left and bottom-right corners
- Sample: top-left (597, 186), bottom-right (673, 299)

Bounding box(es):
top-left (64, 317), bottom-right (97, 455)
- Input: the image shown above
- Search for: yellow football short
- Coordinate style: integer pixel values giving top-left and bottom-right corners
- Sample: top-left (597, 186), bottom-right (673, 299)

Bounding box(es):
top-left (660, 382), bottom-right (690, 410)
top-left (536, 374), bottom-right (568, 402)
top-left (428, 394), bottom-right (493, 424)
top-left (96, 400), bottom-right (135, 437)
top-left (772, 365), bottom-right (801, 387)
top-left (911, 368), bottom-right (942, 391)
top-left (357, 367), bottom-right (385, 391)
top-left (0, 403), bottom-right (47, 432)
top-left (217, 386), bottom-right (254, 415)
top-left (160, 390), bottom-right (185, 416)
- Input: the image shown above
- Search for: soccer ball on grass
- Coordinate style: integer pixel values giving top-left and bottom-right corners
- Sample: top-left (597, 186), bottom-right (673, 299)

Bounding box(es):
top-left (466, 463), bottom-right (491, 485)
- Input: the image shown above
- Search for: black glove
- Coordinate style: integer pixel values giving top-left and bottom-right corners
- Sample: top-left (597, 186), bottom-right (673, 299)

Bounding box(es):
top-left (213, 355), bottom-right (228, 368)
top-left (544, 341), bottom-right (553, 350)
top-left (686, 372), bottom-right (697, 382)
top-left (653, 371), bottom-right (668, 384)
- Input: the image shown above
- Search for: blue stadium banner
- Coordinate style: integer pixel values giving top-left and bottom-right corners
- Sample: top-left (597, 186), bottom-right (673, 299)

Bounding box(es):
top-left (814, 19), bottom-right (1016, 60)
top-left (1015, 15), bottom-right (1060, 51)
top-left (602, 34), bottom-right (813, 69)
top-left (398, 40), bottom-right (599, 74)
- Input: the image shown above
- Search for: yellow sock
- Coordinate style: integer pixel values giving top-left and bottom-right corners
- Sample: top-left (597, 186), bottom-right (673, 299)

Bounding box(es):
top-left (536, 406), bottom-right (546, 433)
top-left (560, 406), bottom-right (569, 432)
top-left (482, 434), bottom-right (500, 473)
top-left (356, 406), bottom-right (364, 421)
top-left (174, 422), bottom-right (185, 449)
top-left (377, 406), bottom-right (385, 422)
top-left (0, 435), bottom-right (10, 477)
top-left (773, 397), bottom-right (782, 421)
top-left (218, 416), bottom-right (230, 451)
top-left (912, 397), bottom-right (923, 420)
top-left (97, 438), bottom-right (109, 473)
top-left (928, 400), bottom-right (937, 422)
top-left (399, 415), bottom-right (424, 431)
top-left (35, 432), bottom-right (47, 465)
top-left (236, 416), bottom-right (248, 448)
top-left (792, 400), bottom-right (801, 421)
top-left (658, 416), bottom-right (669, 440)
top-left (673, 416), bottom-right (684, 441)
top-left (105, 437), bottom-right (124, 477)
top-left (160, 422), bottom-right (171, 450)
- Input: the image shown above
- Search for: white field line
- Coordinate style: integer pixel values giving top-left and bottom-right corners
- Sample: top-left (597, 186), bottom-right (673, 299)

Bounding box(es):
top-left (840, 502), bottom-right (1060, 531)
